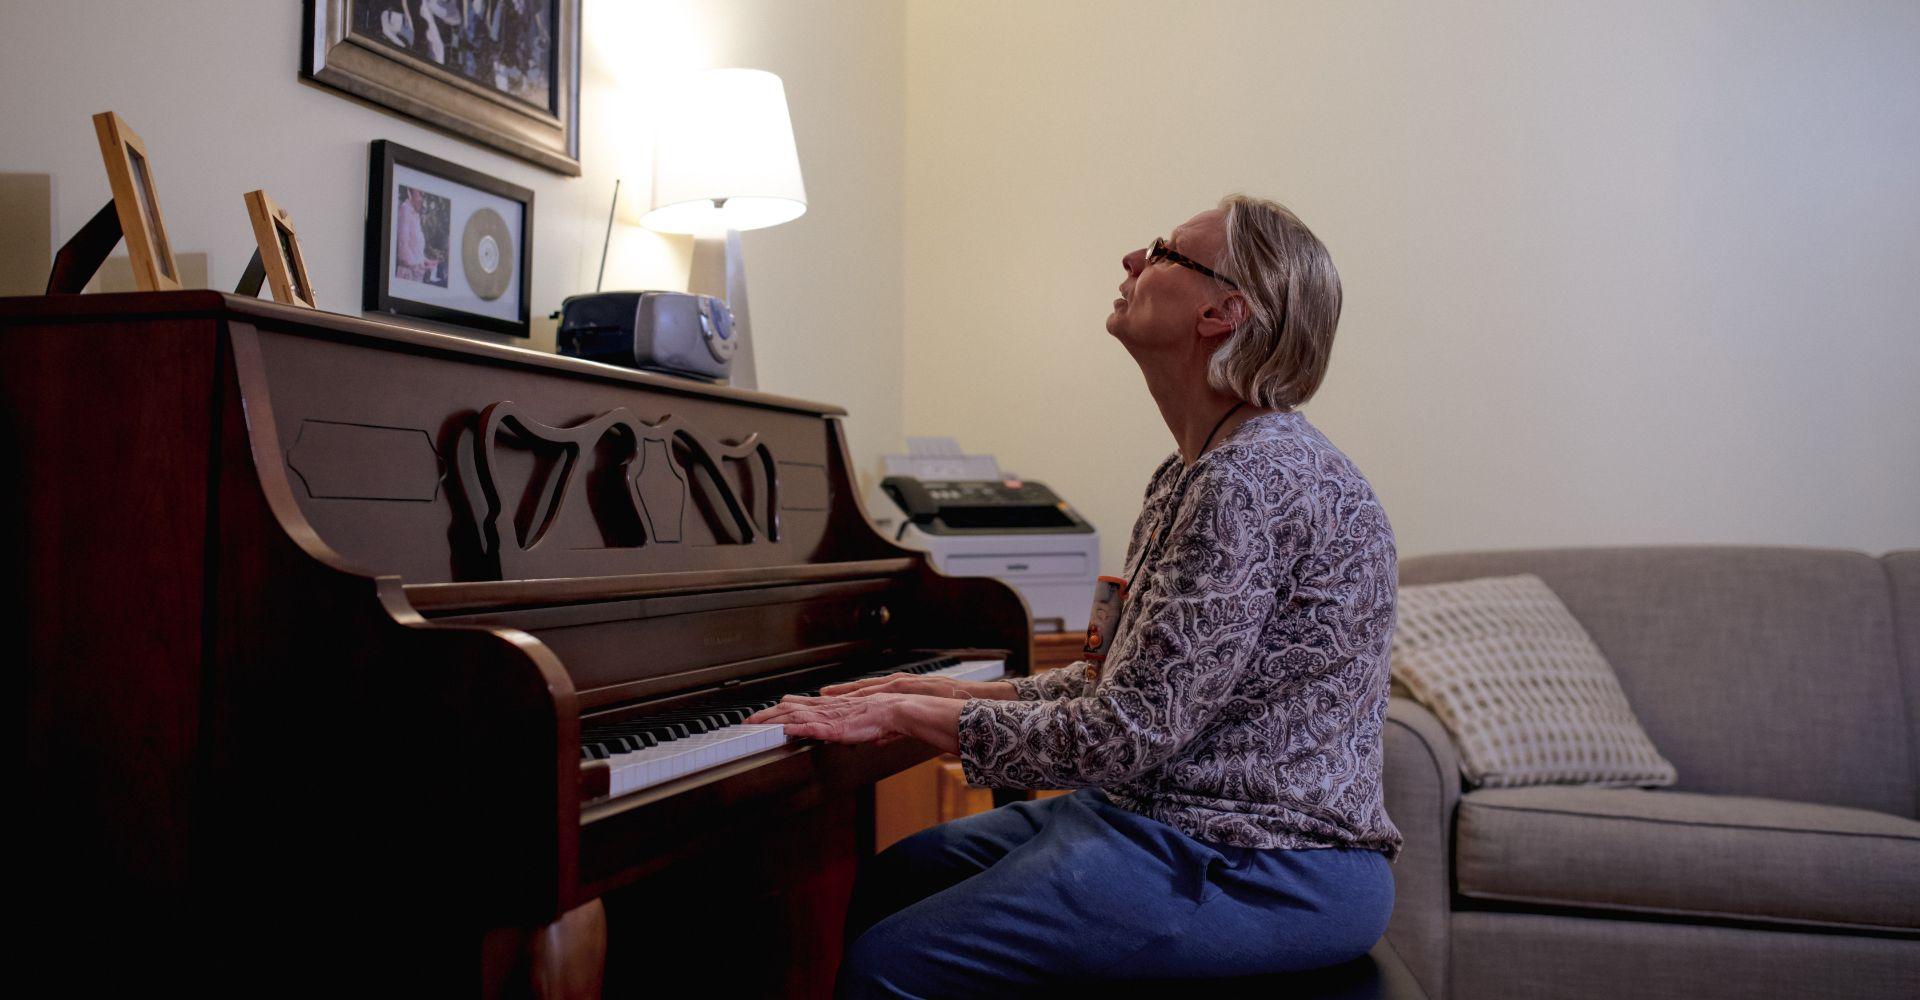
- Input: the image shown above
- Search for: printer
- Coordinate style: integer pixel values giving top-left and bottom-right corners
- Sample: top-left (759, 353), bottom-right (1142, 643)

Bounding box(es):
top-left (866, 438), bottom-right (1098, 633)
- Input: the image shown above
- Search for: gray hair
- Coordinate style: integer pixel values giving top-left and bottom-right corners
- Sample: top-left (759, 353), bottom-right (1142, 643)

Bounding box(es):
top-left (1206, 194), bottom-right (1343, 410)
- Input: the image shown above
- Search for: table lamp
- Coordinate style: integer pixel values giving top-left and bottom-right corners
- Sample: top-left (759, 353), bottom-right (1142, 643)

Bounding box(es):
top-left (641, 68), bottom-right (807, 390)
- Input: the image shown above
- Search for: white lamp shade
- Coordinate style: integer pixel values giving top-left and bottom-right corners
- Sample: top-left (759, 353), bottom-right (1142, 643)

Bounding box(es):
top-left (643, 68), bottom-right (808, 234)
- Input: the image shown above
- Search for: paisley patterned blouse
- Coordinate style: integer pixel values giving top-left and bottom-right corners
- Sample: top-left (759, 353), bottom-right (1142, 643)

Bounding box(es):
top-left (956, 410), bottom-right (1404, 858)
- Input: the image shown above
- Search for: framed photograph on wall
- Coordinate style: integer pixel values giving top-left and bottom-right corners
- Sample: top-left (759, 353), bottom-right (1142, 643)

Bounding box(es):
top-left (364, 140), bottom-right (533, 338)
top-left (304, 0), bottom-right (581, 176)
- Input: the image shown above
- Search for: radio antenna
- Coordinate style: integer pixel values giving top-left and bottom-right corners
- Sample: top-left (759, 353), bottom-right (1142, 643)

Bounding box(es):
top-left (595, 178), bottom-right (620, 293)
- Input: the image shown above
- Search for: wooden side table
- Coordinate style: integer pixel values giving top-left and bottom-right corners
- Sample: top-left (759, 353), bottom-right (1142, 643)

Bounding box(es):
top-left (1030, 630), bottom-right (1086, 673)
top-left (872, 632), bottom-right (1085, 849)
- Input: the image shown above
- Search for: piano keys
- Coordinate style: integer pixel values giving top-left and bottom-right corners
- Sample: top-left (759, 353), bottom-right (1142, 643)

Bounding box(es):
top-left (581, 655), bottom-right (1005, 801)
top-left (5, 290), bottom-right (1031, 998)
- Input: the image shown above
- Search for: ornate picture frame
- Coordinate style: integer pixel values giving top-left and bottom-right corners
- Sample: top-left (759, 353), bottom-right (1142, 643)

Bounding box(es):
top-left (364, 140), bottom-right (534, 338)
top-left (303, 1), bottom-right (580, 176)
top-left (243, 190), bottom-right (318, 308)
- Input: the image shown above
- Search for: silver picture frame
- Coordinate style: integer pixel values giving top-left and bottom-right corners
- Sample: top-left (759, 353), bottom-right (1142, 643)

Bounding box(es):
top-left (303, 0), bottom-right (581, 176)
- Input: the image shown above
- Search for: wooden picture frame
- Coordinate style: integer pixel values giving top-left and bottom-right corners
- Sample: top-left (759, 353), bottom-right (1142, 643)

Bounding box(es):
top-left (303, 0), bottom-right (581, 176)
top-left (244, 190), bottom-right (318, 308)
top-left (92, 111), bottom-right (181, 292)
top-left (364, 140), bottom-right (533, 338)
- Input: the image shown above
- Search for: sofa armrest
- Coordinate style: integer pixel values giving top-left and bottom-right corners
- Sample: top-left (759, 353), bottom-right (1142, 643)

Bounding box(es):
top-left (1384, 695), bottom-right (1463, 1000)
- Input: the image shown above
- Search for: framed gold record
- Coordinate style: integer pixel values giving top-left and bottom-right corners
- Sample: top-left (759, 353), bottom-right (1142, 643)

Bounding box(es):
top-left (364, 140), bottom-right (533, 338)
top-left (461, 207), bottom-right (513, 301)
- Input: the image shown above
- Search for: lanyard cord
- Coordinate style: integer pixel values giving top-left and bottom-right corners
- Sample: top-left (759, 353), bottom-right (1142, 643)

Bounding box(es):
top-left (1117, 400), bottom-right (1246, 621)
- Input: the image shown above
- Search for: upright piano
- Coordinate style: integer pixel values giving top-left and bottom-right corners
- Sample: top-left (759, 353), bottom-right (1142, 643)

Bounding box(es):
top-left (5, 292), bottom-right (1030, 996)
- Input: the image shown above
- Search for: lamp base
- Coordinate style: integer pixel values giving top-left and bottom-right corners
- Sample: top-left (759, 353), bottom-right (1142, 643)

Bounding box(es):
top-left (688, 230), bottom-right (757, 390)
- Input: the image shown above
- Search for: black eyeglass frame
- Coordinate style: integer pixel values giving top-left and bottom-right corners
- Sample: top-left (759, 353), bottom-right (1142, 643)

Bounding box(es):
top-left (1146, 236), bottom-right (1239, 290)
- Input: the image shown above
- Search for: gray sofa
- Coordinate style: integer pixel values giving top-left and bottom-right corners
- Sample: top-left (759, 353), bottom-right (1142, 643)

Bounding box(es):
top-left (1382, 546), bottom-right (1920, 999)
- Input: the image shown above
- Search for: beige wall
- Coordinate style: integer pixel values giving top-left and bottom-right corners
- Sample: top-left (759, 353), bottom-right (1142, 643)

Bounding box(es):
top-left (6, 3), bottom-right (1916, 576)
top-left (904, 0), bottom-right (1920, 575)
top-left (0, 0), bottom-right (907, 471)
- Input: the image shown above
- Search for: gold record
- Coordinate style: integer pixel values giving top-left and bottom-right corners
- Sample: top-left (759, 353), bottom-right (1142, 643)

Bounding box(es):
top-left (461, 207), bottom-right (513, 301)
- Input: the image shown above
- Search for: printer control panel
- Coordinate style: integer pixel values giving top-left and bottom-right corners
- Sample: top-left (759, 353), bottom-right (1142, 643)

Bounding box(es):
top-left (880, 477), bottom-right (1092, 534)
top-left (921, 480), bottom-right (1059, 506)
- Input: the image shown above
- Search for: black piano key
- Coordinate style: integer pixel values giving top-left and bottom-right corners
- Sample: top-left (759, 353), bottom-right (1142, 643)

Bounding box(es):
top-left (590, 726), bottom-right (660, 747)
top-left (585, 728), bottom-right (668, 751)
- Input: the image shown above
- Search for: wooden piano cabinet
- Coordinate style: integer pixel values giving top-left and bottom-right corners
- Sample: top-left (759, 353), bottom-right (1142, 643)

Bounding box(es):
top-left (599, 794), bottom-right (864, 999)
top-left (482, 899), bottom-right (608, 1000)
top-left (10, 295), bottom-right (573, 992)
top-left (7, 291), bottom-right (1033, 997)
top-left (872, 633), bottom-right (1085, 849)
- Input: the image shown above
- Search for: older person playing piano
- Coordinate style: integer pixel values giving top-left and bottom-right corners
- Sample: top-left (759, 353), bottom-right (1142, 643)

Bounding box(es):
top-left (747, 194), bottom-right (1402, 996)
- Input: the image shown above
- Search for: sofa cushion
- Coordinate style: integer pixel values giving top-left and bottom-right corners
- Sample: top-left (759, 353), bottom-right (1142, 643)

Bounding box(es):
top-left (1401, 547), bottom-right (1914, 817)
top-left (1391, 573), bottom-right (1677, 788)
top-left (1455, 786), bottom-right (1920, 933)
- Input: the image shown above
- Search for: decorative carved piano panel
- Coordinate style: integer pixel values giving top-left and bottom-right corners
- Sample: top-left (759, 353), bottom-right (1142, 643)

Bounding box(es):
top-left (5, 291), bottom-right (1032, 998)
top-left (240, 316), bottom-right (867, 584)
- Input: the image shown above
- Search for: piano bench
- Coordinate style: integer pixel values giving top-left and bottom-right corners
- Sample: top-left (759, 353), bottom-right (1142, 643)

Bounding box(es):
top-left (1082, 938), bottom-right (1429, 1000)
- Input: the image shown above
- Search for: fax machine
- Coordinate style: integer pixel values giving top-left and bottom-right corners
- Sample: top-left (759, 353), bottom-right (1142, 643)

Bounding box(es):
top-left (866, 439), bottom-right (1099, 633)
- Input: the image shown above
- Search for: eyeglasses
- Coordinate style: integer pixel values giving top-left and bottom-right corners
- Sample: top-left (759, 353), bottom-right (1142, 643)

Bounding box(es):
top-left (1145, 236), bottom-right (1238, 290)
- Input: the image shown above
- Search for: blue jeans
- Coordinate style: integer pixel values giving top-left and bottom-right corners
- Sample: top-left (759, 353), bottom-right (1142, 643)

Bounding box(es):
top-left (838, 788), bottom-right (1394, 998)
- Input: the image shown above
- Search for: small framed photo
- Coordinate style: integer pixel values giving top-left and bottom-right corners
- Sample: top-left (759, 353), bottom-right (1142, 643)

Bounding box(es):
top-left (91, 111), bottom-right (181, 292)
top-left (244, 190), bottom-right (318, 308)
top-left (363, 140), bottom-right (533, 338)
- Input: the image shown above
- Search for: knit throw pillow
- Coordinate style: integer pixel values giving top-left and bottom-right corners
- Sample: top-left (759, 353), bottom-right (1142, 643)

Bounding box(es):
top-left (1391, 573), bottom-right (1677, 789)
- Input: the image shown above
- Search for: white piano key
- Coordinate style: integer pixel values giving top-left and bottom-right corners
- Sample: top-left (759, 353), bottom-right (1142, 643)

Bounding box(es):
top-left (933, 659), bottom-right (1007, 684)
